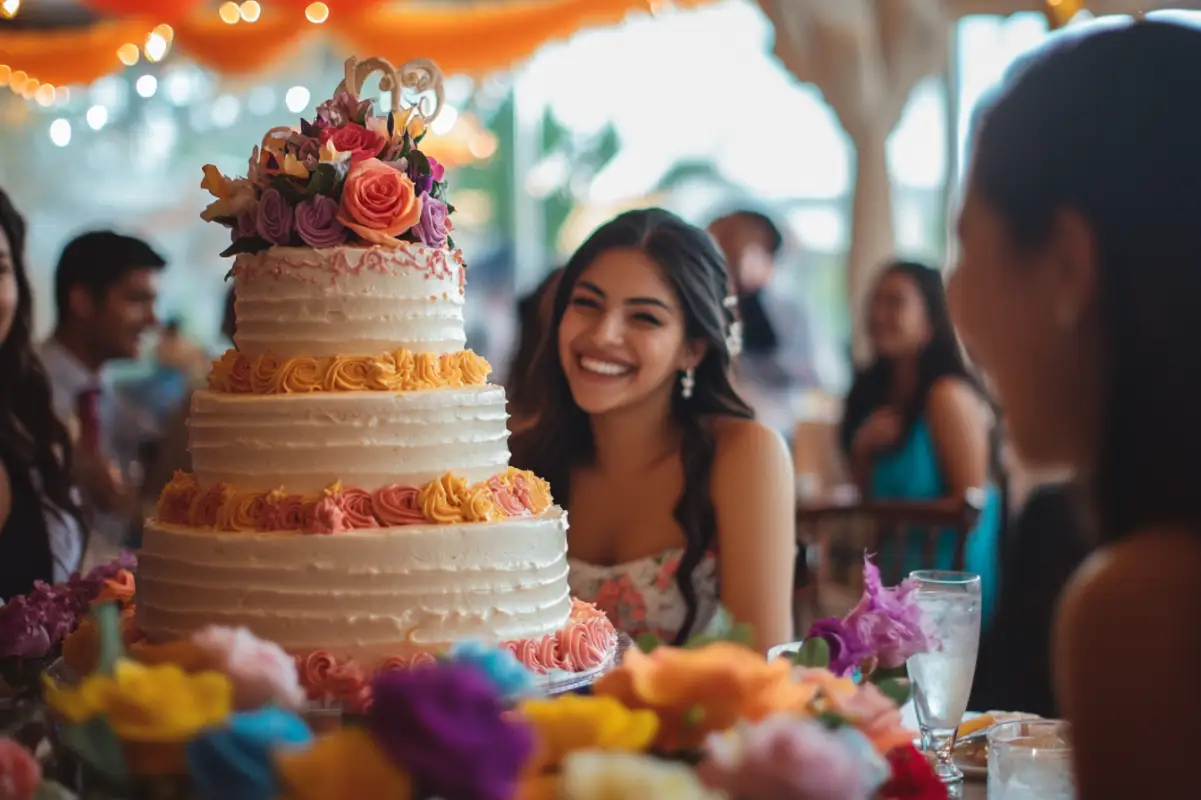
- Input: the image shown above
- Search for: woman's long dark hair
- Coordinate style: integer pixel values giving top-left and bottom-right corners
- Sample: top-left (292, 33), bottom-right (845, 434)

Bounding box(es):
top-left (510, 209), bottom-right (753, 643)
top-left (0, 189), bottom-right (86, 537)
top-left (969, 20), bottom-right (1201, 542)
top-left (506, 267), bottom-right (563, 423)
top-left (839, 261), bottom-right (977, 456)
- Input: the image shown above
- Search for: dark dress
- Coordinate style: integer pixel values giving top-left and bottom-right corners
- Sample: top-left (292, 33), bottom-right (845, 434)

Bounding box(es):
top-left (0, 450), bottom-right (55, 602)
top-left (970, 482), bottom-right (1092, 717)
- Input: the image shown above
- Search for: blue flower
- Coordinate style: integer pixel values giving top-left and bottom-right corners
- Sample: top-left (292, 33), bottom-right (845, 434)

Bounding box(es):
top-left (830, 726), bottom-right (892, 793)
top-left (187, 707), bottom-right (313, 800)
top-left (448, 641), bottom-right (538, 699)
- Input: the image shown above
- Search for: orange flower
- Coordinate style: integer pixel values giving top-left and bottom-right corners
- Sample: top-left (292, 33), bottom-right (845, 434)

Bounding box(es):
top-left (337, 157), bottom-right (422, 247)
top-left (592, 643), bottom-right (817, 751)
top-left (93, 569), bottom-right (135, 606)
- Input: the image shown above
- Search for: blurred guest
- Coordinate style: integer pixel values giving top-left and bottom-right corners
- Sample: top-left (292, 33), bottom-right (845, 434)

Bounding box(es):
top-left (840, 261), bottom-right (1001, 623)
top-left (142, 289), bottom-right (235, 500)
top-left (708, 209), bottom-right (816, 432)
top-left (40, 230), bottom-right (165, 544)
top-left (505, 267), bottom-right (562, 432)
top-left (948, 20), bottom-right (1201, 797)
top-left (0, 189), bottom-right (87, 599)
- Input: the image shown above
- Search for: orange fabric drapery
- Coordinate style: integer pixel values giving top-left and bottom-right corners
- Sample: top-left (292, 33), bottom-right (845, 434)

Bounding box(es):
top-left (1, 0), bottom-right (718, 89)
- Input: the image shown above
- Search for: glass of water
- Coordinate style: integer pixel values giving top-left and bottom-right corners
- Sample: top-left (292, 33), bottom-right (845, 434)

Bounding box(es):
top-left (988, 719), bottom-right (1075, 799)
top-left (905, 570), bottom-right (982, 784)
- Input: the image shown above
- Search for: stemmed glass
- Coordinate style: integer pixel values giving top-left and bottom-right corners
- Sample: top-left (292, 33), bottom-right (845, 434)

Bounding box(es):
top-left (905, 570), bottom-right (982, 785)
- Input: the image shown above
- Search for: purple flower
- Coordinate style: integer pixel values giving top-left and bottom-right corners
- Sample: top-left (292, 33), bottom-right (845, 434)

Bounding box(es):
top-left (409, 155), bottom-right (445, 196)
top-left (0, 598), bottom-right (53, 660)
top-left (255, 187), bottom-right (294, 245)
top-left (368, 664), bottom-right (534, 800)
top-left (805, 617), bottom-right (872, 678)
top-left (294, 196), bottom-right (347, 248)
top-left (316, 91), bottom-right (373, 128)
top-left (843, 557), bottom-right (934, 669)
top-left (414, 195), bottom-right (450, 248)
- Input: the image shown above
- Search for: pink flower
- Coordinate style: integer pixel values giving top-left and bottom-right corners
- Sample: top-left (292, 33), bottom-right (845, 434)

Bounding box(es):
top-left (191, 626), bottom-right (305, 711)
top-left (843, 557), bottom-right (934, 668)
top-left (337, 157), bottom-right (422, 247)
top-left (320, 122), bottom-right (387, 163)
top-left (0, 738), bottom-right (41, 800)
top-left (699, 716), bottom-right (875, 800)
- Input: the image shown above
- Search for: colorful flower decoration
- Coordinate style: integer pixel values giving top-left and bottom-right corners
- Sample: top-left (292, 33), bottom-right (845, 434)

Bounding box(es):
top-left (189, 626), bottom-right (307, 711)
top-left (0, 738), bottom-right (41, 800)
top-left (449, 640), bottom-right (539, 699)
top-left (187, 707), bottom-right (313, 800)
top-left (274, 727), bottom-right (410, 800)
top-left (518, 695), bottom-right (659, 772)
top-left (558, 750), bottom-right (722, 800)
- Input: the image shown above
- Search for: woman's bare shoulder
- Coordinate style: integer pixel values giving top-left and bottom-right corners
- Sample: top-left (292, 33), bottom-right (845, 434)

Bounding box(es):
top-left (709, 416), bottom-right (791, 464)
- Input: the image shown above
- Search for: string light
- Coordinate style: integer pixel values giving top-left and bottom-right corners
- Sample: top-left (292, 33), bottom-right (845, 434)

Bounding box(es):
top-left (0, 0), bottom-right (19, 22)
top-left (145, 32), bottom-right (170, 62)
top-left (218, 2), bottom-right (240, 24)
top-left (34, 83), bottom-right (55, 107)
top-left (117, 43), bottom-right (141, 66)
top-left (306, 3), bottom-right (329, 24)
top-left (8, 71), bottom-right (26, 93)
top-left (240, 1), bottom-right (261, 23)
top-left (153, 24), bottom-right (175, 42)
top-left (0, 66), bottom-right (11, 87)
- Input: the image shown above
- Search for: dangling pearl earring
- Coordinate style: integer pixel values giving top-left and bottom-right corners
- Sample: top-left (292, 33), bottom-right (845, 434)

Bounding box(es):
top-left (680, 367), bottom-right (695, 400)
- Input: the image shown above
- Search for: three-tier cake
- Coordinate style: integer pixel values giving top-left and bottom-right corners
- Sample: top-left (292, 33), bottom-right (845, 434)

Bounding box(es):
top-left (135, 57), bottom-right (614, 699)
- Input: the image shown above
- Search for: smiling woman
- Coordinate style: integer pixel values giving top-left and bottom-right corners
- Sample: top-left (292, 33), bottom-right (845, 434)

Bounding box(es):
top-left (510, 208), bottom-right (797, 651)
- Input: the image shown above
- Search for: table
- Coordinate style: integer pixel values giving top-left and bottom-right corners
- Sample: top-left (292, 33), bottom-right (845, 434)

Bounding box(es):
top-left (901, 703), bottom-right (986, 799)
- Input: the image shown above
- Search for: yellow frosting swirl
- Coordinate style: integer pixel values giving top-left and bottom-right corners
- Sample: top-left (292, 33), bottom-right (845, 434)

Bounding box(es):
top-left (323, 356), bottom-right (375, 391)
top-left (276, 356), bottom-right (323, 393)
top-left (460, 484), bottom-right (503, 523)
top-left (216, 490), bottom-right (267, 532)
top-left (205, 348), bottom-right (493, 395)
top-left (522, 471), bottom-right (554, 514)
top-left (418, 472), bottom-right (469, 524)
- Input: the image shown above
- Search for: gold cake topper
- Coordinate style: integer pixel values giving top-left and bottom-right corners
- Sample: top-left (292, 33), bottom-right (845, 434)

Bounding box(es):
top-left (336, 55), bottom-right (445, 128)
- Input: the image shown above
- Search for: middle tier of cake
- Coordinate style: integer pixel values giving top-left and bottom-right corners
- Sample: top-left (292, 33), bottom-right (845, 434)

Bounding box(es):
top-left (189, 385), bottom-right (510, 492)
top-left (136, 510), bottom-right (572, 665)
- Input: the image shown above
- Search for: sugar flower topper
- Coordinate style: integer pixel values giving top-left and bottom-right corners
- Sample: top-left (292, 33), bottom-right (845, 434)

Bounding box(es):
top-left (201, 55), bottom-right (455, 258)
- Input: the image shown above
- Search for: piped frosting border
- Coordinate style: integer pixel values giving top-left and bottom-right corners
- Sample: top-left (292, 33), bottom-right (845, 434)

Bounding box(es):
top-left (156, 467), bottom-right (553, 533)
top-left (206, 347), bottom-right (490, 394)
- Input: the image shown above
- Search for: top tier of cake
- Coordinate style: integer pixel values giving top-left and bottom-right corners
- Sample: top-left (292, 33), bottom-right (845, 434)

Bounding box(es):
top-left (231, 242), bottom-right (466, 358)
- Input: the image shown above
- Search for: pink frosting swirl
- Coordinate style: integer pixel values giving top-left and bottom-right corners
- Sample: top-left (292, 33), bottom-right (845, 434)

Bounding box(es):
top-left (308, 494), bottom-right (348, 534)
top-left (510, 475), bottom-right (536, 514)
top-left (190, 483), bottom-right (230, 527)
top-left (340, 487), bottom-right (379, 529)
top-left (371, 483), bottom-right (426, 526)
top-left (407, 651), bottom-right (438, 669)
top-left (258, 492), bottom-right (308, 531)
top-left (487, 477), bottom-right (527, 517)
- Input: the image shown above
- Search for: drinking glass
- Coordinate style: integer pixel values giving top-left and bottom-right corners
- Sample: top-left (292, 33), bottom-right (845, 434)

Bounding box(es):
top-left (988, 719), bottom-right (1075, 800)
top-left (904, 570), bottom-right (982, 784)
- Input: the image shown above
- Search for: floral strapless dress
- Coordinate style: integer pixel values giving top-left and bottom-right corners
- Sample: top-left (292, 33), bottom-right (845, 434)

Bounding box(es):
top-left (567, 548), bottom-right (727, 644)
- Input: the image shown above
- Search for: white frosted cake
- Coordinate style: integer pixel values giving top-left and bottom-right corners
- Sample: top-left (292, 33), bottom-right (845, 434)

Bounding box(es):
top-left (136, 57), bottom-right (614, 703)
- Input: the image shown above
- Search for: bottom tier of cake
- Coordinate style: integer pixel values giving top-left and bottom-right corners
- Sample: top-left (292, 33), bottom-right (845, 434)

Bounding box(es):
top-left (137, 510), bottom-right (578, 665)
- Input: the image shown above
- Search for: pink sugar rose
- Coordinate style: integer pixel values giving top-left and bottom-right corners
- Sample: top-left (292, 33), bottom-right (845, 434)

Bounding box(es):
top-left (0, 738), bottom-right (41, 800)
top-left (319, 122), bottom-right (387, 163)
top-left (337, 157), bottom-right (423, 248)
top-left (190, 625), bottom-right (305, 711)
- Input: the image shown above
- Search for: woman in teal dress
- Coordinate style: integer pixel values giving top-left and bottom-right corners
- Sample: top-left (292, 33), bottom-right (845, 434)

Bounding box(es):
top-left (839, 261), bottom-right (1001, 624)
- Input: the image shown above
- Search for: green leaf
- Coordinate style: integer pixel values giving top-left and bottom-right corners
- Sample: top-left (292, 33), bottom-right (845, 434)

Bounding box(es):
top-left (635, 632), bottom-right (662, 654)
top-left (818, 710), bottom-right (849, 729)
top-left (92, 602), bottom-right (122, 677)
top-left (220, 236), bottom-right (271, 258)
top-left (387, 110), bottom-right (396, 138)
top-left (446, 235), bottom-right (456, 251)
top-left (790, 637), bottom-right (831, 669)
top-left (398, 132), bottom-right (413, 159)
top-left (305, 163), bottom-right (342, 198)
top-left (414, 129), bottom-right (428, 146)
top-left (870, 665), bottom-right (909, 683)
top-left (875, 677), bottom-right (913, 707)
top-left (268, 174), bottom-right (305, 202)
top-left (59, 717), bottom-right (128, 782)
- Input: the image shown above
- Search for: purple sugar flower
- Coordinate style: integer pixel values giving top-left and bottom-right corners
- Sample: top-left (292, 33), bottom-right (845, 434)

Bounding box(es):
top-left (368, 663), bottom-right (534, 800)
top-left (0, 597), bottom-right (53, 660)
top-left (255, 187), bottom-right (294, 245)
top-left (294, 196), bottom-right (347, 248)
top-left (414, 195), bottom-right (450, 249)
top-left (409, 155), bottom-right (445, 196)
top-left (843, 556), bottom-right (935, 669)
top-left (805, 617), bottom-right (873, 678)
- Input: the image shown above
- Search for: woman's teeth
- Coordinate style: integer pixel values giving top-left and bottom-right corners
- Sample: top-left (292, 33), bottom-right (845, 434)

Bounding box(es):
top-left (579, 357), bottom-right (633, 377)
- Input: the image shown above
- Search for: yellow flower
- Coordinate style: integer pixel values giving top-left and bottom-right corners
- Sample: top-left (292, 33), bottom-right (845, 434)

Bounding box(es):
top-left (44, 659), bottom-right (232, 742)
top-left (519, 695), bottom-right (658, 772)
top-left (319, 139), bottom-right (349, 165)
top-left (557, 751), bottom-right (721, 800)
top-left (200, 164), bottom-right (230, 199)
top-left (282, 152), bottom-right (310, 180)
top-left (275, 727), bottom-right (410, 800)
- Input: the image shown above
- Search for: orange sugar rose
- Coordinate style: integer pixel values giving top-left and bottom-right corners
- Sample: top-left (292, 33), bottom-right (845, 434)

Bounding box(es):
top-left (592, 643), bottom-right (817, 751)
top-left (337, 157), bottom-right (423, 247)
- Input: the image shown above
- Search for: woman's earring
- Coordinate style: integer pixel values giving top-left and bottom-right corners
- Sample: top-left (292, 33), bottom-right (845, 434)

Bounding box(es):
top-left (680, 367), bottom-right (695, 400)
